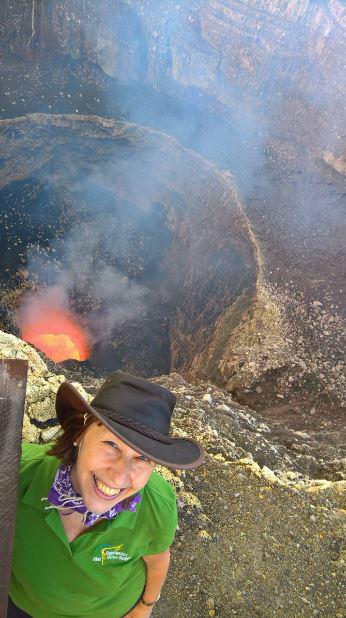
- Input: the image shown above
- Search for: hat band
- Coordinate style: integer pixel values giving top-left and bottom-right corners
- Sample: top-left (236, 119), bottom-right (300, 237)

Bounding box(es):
top-left (95, 407), bottom-right (174, 445)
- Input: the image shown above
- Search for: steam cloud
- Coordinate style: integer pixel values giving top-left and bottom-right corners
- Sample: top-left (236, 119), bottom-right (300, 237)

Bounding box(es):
top-left (16, 167), bottom-right (150, 349)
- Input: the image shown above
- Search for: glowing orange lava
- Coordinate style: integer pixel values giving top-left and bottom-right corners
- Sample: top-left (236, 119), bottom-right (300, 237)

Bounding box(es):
top-left (21, 308), bottom-right (90, 363)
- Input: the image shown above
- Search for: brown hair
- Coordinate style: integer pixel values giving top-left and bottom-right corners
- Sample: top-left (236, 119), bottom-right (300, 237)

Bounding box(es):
top-left (47, 410), bottom-right (98, 465)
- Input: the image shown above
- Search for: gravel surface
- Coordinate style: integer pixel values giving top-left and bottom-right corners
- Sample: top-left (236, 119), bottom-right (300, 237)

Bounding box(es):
top-left (149, 374), bottom-right (346, 618)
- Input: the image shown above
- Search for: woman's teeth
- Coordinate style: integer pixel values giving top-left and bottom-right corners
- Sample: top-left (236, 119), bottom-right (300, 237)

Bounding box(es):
top-left (94, 476), bottom-right (122, 497)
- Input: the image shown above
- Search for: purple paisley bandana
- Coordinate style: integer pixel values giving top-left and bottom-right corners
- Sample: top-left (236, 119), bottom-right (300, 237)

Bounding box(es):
top-left (42, 463), bottom-right (142, 527)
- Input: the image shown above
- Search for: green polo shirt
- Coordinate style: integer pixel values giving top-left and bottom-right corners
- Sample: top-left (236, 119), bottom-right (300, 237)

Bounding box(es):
top-left (10, 443), bottom-right (178, 618)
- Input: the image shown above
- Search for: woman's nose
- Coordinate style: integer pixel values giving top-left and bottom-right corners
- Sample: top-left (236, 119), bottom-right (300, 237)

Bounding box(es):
top-left (109, 459), bottom-right (131, 488)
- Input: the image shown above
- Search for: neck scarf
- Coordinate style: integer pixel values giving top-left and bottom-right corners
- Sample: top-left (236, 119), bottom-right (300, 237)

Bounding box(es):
top-left (42, 463), bottom-right (142, 527)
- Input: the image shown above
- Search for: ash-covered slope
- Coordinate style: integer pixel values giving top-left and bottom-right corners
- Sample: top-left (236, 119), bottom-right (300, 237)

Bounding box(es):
top-left (1, 330), bottom-right (345, 616)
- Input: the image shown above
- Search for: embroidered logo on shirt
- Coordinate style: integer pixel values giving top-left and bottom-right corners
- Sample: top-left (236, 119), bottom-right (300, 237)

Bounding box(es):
top-left (92, 543), bottom-right (132, 565)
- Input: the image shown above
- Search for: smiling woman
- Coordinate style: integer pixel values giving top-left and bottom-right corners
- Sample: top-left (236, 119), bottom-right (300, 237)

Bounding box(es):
top-left (69, 426), bottom-right (156, 517)
top-left (9, 372), bottom-right (205, 618)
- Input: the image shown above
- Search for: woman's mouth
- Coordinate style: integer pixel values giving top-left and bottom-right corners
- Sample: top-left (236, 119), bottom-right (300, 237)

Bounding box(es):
top-left (93, 474), bottom-right (124, 500)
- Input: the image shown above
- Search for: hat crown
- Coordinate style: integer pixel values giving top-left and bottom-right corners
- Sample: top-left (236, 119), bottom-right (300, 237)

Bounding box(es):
top-left (91, 371), bottom-right (176, 436)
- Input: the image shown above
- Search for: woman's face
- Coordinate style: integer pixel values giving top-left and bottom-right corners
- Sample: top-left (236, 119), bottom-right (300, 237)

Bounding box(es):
top-left (70, 421), bottom-right (156, 514)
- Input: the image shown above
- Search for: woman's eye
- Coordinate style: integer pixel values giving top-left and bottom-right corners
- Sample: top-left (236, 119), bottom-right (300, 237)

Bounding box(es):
top-left (104, 440), bottom-right (118, 449)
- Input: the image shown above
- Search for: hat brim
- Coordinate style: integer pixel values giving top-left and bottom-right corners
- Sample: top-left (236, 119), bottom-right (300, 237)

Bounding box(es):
top-left (56, 381), bottom-right (205, 470)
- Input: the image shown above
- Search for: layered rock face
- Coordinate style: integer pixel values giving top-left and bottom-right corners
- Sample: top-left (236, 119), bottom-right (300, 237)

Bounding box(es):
top-left (2, 1), bottom-right (344, 152)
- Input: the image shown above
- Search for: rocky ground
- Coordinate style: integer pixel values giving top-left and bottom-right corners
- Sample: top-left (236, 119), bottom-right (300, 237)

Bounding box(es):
top-left (1, 331), bottom-right (345, 617)
top-left (154, 374), bottom-right (345, 618)
top-left (226, 281), bottom-right (345, 443)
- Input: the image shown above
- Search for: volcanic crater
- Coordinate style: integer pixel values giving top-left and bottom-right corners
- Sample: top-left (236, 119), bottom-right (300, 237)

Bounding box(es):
top-left (0, 113), bottom-right (257, 378)
top-left (0, 0), bottom-right (344, 433)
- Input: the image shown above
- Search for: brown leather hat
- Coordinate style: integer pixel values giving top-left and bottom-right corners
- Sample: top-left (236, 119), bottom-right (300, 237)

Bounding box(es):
top-left (56, 371), bottom-right (205, 470)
